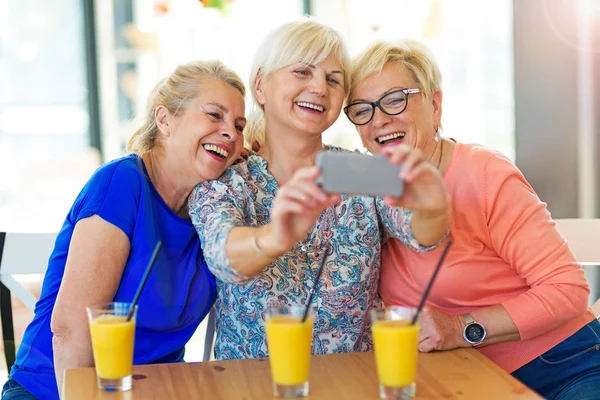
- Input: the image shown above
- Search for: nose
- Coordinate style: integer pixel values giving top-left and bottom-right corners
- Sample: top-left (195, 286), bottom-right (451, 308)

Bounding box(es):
top-left (371, 106), bottom-right (392, 129)
top-left (220, 122), bottom-right (239, 142)
top-left (309, 76), bottom-right (327, 96)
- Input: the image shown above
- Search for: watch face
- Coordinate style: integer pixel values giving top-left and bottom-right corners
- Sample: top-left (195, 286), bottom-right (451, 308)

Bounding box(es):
top-left (465, 323), bottom-right (486, 343)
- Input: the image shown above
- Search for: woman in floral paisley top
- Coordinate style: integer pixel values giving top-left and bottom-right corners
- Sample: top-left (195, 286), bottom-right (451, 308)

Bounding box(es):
top-left (188, 20), bottom-right (451, 360)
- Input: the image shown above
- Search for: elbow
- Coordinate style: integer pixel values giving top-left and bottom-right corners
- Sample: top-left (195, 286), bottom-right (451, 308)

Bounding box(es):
top-left (210, 266), bottom-right (252, 285)
top-left (50, 308), bottom-right (85, 348)
top-left (51, 316), bottom-right (75, 347)
top-left (563, 285), bottom-right (591, 319)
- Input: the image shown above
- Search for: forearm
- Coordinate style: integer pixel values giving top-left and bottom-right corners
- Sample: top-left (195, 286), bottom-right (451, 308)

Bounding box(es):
top-left (411, 209), bottom-right (450, 246)
top-left (226, 225), bottom-right (285, 279)
top-left (468, 305), bottom-right (520, 347)
top-left (52, 330), bottom-right (95, 396)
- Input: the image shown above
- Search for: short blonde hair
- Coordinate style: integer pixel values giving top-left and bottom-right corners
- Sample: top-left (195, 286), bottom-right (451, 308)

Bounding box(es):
top-left (246, 19), bottom-right (351, 148)
top-left (127, 60), bottom-right (245, 156)
top-left (348, 40), bottom-right (442, 102)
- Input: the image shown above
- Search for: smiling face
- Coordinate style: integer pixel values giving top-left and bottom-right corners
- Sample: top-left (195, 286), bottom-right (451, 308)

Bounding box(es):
top-left (255, 51), bottom-right (346, 138)
top-left (349, 62), bottom-right (442, 157)
top-left (159, 77), bottom-right (246, 182)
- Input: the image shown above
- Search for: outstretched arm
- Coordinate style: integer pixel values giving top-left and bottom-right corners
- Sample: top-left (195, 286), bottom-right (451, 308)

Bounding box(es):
top-left (190, 167), bottom-right (338, 283)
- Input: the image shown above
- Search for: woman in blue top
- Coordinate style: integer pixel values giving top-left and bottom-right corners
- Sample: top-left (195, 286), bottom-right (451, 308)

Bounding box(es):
top-left (2, 60), bottom-right (247, 400)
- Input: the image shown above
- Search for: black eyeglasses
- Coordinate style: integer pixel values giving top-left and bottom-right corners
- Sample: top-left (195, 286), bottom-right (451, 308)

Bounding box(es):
top-left (344, 88), bottom-right (421, 126)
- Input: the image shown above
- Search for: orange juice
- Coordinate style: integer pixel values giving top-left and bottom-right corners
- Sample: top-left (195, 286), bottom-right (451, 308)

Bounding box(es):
top-left (266, 315), bottom-right (313, 385)
top-left (372, 320), bottom-right (419, 387)
top-left (89, 315), bottom-right (135, 380)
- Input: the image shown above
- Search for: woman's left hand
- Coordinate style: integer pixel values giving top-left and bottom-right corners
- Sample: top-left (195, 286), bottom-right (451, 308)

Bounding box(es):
top-left (418, 306), bottom-right (466, 352)
top-left (382, 144), bottom-right (449, 216)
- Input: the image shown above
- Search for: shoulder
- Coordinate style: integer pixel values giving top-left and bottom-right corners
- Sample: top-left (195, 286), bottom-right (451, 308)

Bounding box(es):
top-left (190, 154), bottom-right (265, 206)
top-left (454, 142), bottom-right (507, 166)
top-left (86, 154), bottom-right (146, 190)
top-left (69, 155), bottom-right (148, 235)
top-left (452, 142), bottom-right (520, 180)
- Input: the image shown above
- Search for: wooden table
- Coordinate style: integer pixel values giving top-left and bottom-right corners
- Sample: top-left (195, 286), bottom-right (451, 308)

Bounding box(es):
top-left (64, 349), bottom-right (541, 399)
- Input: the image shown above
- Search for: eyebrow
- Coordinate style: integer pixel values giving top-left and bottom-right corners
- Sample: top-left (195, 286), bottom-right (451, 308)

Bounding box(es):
top-left (206, 102), bottom-right (228, 111)
top-left (351, 86), bottom-right (406, 103)
top-left (305, 63), bottom-right (344, 75)
top-left (205, 102), bottom-right (246, 124)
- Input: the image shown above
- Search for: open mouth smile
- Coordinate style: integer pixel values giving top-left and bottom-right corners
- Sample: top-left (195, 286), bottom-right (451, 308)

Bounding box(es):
top-left (202, 143), bottom-right (230, 159)
top-left (376, 132), bottom-right (405, 145)
top-left (295, 101), bottom-right (325, 113)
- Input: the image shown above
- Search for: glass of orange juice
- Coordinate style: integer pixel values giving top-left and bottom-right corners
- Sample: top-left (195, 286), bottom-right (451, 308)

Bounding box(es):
top-left (265, 305), bottom-right (313, 398)
top-left (371, 306), bottom-right (420, 399)
top-left (86, 302), bottom-right (137, 391)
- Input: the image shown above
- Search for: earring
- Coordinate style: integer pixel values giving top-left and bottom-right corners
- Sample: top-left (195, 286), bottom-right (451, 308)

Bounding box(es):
top-left (434, 125), bottom-right (439, 133)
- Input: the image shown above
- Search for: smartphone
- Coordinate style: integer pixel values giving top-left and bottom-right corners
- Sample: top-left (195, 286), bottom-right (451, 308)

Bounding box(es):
top-left (316, 151), bottom-right (403, 197)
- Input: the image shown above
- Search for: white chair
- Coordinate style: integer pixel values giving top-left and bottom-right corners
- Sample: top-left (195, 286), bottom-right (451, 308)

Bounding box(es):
top-left (553, 218), bottom-right (600, 316)
top-left (0, 231), bottom-right (56, 372)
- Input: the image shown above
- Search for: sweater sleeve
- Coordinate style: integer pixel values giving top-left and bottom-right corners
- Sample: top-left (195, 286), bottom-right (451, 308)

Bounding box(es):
top-left (188, 165), bottom-right (253, 285)
top-left (483, 153), bottom-right (590, 340)
top-left (375, 199), bottom-right (444, 252)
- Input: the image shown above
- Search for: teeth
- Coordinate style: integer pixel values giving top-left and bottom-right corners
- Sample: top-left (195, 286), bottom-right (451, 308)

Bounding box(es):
top-left (377, 132), bottom-right (405, 144)
top-left (203, 144), bottom-right (229, 158)
top-left (296, 102), bottom-right (324, 112)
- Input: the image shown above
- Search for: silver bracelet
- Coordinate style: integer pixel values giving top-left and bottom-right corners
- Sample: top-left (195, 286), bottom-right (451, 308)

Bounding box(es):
top-left (250, 229), bottom-right (276, 259)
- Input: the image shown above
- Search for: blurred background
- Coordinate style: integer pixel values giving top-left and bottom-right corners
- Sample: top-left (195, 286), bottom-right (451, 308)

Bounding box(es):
top-left (0, 0), bottom-right (599, 367)
top-left (2, 0), bottom-right (599, 231)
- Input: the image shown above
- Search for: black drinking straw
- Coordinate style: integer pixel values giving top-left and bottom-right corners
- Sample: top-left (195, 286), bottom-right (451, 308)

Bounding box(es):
top-left (410, 239), bottom-right (453, 325)
top-left (126, 241), bottom-right (163, 322)
top-left (302, 246), bottom-right (329, 322)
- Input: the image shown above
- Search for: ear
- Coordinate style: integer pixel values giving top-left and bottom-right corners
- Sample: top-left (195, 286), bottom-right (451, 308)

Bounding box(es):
top-left (431, 89), bottom-right (443, 127)
top-left (253, 70), bottom-right (267, 106)
top-left (154, 105), bottom-right (171, 137)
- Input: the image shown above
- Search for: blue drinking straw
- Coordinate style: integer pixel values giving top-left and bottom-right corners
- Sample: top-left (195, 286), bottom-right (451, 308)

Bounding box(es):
top-left (302, 245), bottom-right (329, 322)
top-left (410, 239), bottom-right (453, 325)
top-left (126, 241), bottom-right (163, 321)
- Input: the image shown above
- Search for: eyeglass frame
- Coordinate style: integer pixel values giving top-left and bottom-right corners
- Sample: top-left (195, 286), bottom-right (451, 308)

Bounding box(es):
top-left (343, 88), bottom-right (421, 126)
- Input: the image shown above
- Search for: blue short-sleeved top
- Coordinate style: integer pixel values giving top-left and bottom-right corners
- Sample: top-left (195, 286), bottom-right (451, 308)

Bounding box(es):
top-left (11, 154), bottom-right (216, 400)
top-left (188, 147), bottom-right (434, 360)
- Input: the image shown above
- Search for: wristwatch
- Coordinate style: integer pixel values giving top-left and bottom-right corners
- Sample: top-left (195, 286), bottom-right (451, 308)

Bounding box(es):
top-left (462, 314), bottom-right (487, 346)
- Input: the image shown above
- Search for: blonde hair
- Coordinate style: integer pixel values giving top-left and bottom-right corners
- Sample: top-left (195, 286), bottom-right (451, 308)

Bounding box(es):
top-left (245, 19), bottom-right (351, 148)
top-left (348, 40), bottom-right (442, 102)
top-left (126, 60), bottom-right (246, 156)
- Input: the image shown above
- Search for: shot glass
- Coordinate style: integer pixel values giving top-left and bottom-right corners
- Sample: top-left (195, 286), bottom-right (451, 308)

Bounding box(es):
top-left (265, 305), bottom-right (314, 398)
top-left (371, 306), bottom-right (420, 400)
top-left (86, 302), bottom-right (137, 391)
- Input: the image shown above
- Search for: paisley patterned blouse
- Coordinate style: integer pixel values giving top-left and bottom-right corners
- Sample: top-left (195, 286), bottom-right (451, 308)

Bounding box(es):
top-left (189, 147), bottom-right (435, 360)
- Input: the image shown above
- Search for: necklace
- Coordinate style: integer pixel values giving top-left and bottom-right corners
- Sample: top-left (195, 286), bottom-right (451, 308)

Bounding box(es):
top-left (436, 139), bottom-right (444, 170)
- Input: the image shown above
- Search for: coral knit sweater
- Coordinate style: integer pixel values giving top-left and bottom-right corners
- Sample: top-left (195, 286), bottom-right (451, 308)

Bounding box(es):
top-left (380, 142), bottom-right (595, 373)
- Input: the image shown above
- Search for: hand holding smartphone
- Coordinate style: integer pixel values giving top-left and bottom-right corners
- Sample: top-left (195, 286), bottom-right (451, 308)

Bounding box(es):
top-left (316, 151), bottom-right (403, 197)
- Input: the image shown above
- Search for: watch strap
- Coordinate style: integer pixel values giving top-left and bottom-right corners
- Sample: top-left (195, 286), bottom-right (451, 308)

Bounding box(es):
top-left (462, 313), bottom-right (475, 325)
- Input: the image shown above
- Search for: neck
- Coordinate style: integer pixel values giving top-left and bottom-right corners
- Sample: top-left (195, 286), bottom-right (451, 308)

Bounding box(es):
top-left (258, 127), bottom-right (324, 185)
top-left (428, 139), bottom-right (443, 168)
top-left (428, 137), bottom-right (453, 174)
top-left (143, 151), bottom-right (196, 218)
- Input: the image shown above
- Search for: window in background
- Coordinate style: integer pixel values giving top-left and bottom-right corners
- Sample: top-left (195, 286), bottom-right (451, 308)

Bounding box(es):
top-left (98, 0), bottom-right (514, 161)
top-left (96, 0), bottom-right (304, 160)
top-left (0, 0), bottom-right (99, 232)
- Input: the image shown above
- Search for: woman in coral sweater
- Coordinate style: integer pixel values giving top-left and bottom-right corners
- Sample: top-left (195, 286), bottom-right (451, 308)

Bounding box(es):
top-left (345, 39), bottom-right (600, 400)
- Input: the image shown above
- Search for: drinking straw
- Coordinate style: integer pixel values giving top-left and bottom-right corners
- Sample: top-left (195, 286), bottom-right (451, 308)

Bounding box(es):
top-left (410, 239), bottom-right (453, 325)
top-left (126, 241), bottom-right (163, 321)
top-left (302, 246), bottom-right (329, 322)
